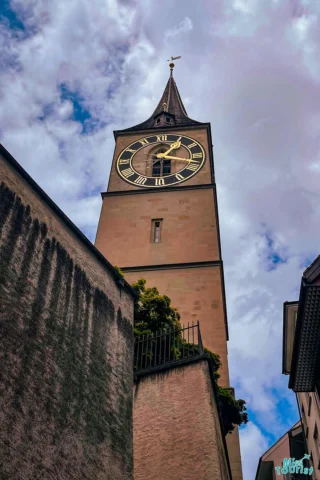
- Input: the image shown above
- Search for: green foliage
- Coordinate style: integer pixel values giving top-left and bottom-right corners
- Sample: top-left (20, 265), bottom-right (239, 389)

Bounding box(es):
top-left (132, 277), bottom-right (249, 435)
top-left (114, 265), bottom-right (125, 278)
top-left (131, 278), bottom-right (181, 336)
top-left (216, 386), bottom-right (248, 434)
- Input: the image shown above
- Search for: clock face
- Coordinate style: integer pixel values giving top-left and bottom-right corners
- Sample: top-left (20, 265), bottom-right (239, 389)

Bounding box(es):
top-left (116, 133), bottom-right (205, 188)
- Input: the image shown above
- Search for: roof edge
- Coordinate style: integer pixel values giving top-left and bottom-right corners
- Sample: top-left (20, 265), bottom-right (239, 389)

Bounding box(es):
top-left (113, 121), bottom-right (210, 140)
top-left (303, 254), bottom-right (320, 282)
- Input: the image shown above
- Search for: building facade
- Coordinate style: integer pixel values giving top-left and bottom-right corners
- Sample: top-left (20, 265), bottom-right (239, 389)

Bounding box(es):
top-left (255, 421), bottom-right (307, 480)
top-left (95, 63), bottom-right (243, 479)
top-left (283, 257), bottom-right (320, 479)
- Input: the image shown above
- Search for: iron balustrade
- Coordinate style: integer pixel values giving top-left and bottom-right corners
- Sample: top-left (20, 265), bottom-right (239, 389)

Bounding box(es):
top-left (134, 321), bottom-right (204, 374)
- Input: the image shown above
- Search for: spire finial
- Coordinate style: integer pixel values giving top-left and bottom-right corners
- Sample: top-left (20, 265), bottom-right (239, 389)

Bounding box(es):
top-left (167, 55), bottom-right (181, 75)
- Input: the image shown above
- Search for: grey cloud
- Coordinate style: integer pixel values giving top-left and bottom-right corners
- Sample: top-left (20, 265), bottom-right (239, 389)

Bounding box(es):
top-left (1, 1), bottom-right (320, 478)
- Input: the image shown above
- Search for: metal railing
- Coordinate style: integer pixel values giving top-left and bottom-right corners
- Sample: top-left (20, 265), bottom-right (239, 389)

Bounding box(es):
top-left (134, 321), bottom-right (204, 374)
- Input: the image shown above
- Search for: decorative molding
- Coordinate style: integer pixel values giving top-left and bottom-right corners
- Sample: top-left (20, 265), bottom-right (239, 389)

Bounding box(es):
top-left (101, 183), bottom-right (215, 197)
top-left (120, 260), bottom-right (222, 272)
top-left (114, 122), bottom-right (212, 140)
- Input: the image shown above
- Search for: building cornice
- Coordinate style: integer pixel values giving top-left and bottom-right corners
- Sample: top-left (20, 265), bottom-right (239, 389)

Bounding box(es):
top-left (120, 260), bottom-right (222, 272)
top-left (113, 122), bottom-right (212, 140)
top-left (101, 183), bottom-right (215, 197)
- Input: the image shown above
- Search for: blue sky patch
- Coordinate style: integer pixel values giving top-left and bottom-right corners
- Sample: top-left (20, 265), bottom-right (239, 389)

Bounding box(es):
top-left (58, 84), bottom-right (108, 134)
top-left (264, 233), bottom-right (288, 271)
top-left (0, 0), bottom-right (25, 31)
top-left (245, 398), bottom-right (299, 454)
top-left (60, 84), bottom-right (91, 131)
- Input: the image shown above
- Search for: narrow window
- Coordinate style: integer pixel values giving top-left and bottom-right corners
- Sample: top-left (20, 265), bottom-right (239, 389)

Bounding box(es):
top-left (152, 149), bottom-right (171, 177)
top-left (151, 219), bottom-right (162, 243)
top-left (154, 222), bottom-right (160, 242)
top-left (308, 396), bottom-right (312, 416)
top-left (165, 116), bottom-right (171, 124)
top-left (152, 148), bottom-right (166, 177)
top-left (302, 404), bottom-right (308, 439)
top-left (152, 161), bottom-right (161, 177)
top-left (162, 159), bottom-right (171, 176)
top-left (314, 424), bottom-right (320, 453)
top-left (156, 118), bottom-right (161, 124)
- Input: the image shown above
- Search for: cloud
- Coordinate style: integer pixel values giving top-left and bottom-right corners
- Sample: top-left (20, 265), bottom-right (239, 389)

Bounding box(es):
top-left (240, 422), bottom-right (269, 480)
top-left (164, 17), bottom-right (193, 41)
top-left (1, 0), bottom-right (320, 478)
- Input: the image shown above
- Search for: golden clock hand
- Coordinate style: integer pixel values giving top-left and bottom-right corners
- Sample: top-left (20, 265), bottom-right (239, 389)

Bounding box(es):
top-left (159, 155), bottom-right (199, 162)
top-left (157, 141), bottom-right (181, 158)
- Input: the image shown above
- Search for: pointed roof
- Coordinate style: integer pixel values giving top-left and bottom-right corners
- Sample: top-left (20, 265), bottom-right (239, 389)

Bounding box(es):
top-left (116, 66), bottom-right (203, 135)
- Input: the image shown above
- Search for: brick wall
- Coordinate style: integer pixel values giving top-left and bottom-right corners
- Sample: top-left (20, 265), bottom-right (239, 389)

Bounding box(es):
top-left (133, 359), bottom-right (231, 480)
top-left (0, 149), bottom-right (135, 480)
top-left (95, 188), bottom-right (220, 267)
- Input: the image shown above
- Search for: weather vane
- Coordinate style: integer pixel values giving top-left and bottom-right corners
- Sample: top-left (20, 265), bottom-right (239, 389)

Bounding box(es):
top-left (167, 56), bottom-right (181, 75)
top-left (167, 56), bottom-right (181, 62)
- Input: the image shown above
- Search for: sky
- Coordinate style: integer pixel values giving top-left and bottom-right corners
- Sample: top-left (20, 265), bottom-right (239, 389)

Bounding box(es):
top-left (1, 0), bottom-right (320, 478)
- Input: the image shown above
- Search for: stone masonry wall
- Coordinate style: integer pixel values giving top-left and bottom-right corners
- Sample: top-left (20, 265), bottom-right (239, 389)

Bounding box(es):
top-left (0, 151), bottom-right (135, 480)
top-left (133, 359), bottom-right (231, 480)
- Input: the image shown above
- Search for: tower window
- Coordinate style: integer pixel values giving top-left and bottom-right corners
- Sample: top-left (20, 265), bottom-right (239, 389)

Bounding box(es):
top-left (156, 118), bottom-right (161, 124)
top-left (162, 159), bottom-right (171, 175)
top-left (165, 116), bottom-right (171, 124)
top-left (152, 161), bottom-right (161, 177)
top-left (151, 219), bottom-right (162, 243)
top-left (152, 160), bottom-right (171, 177)
top-left (152, 148), bottom-right (171, 177)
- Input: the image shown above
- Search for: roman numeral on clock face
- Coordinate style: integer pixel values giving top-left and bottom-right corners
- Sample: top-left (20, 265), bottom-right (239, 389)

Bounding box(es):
top-left (155, 178), bottom-right (165, 186)
top-left (192, 153), bottom-right (202, 159)
top-left (122, 168), bottom-right (135, 178)
top-left (186, 163), bottom-right (199, 172)
top-left (156, 135), bottom-right (167, 142)
top-left (119, 159), bottom-right (130, 164)
top-left (175, 173), bottom-right (184, 181)
top-left (126, 148), bottom-right (136, 153)
top-left (139, 138), bottom-right (150, 146)
top-left (187, 142), bottom-right (197, 149)
top-left (134, 176), bottom-right (147, 185)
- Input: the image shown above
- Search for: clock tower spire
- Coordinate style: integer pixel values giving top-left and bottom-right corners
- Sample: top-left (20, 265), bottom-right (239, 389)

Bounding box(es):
top-left (115, 61), bottom-right (202, 138)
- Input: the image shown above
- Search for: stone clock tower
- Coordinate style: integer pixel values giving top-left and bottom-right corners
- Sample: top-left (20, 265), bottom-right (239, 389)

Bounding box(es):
top-left (95, 63), bottom-right (243, 480)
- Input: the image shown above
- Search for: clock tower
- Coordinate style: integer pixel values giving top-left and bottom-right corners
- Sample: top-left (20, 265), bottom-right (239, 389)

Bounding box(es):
top-left (95, 63), bottom-right (243, 480)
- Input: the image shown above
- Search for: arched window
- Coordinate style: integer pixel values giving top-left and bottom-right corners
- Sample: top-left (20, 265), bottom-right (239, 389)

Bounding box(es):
top-left (152, 148), bottom-right (171, 177)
